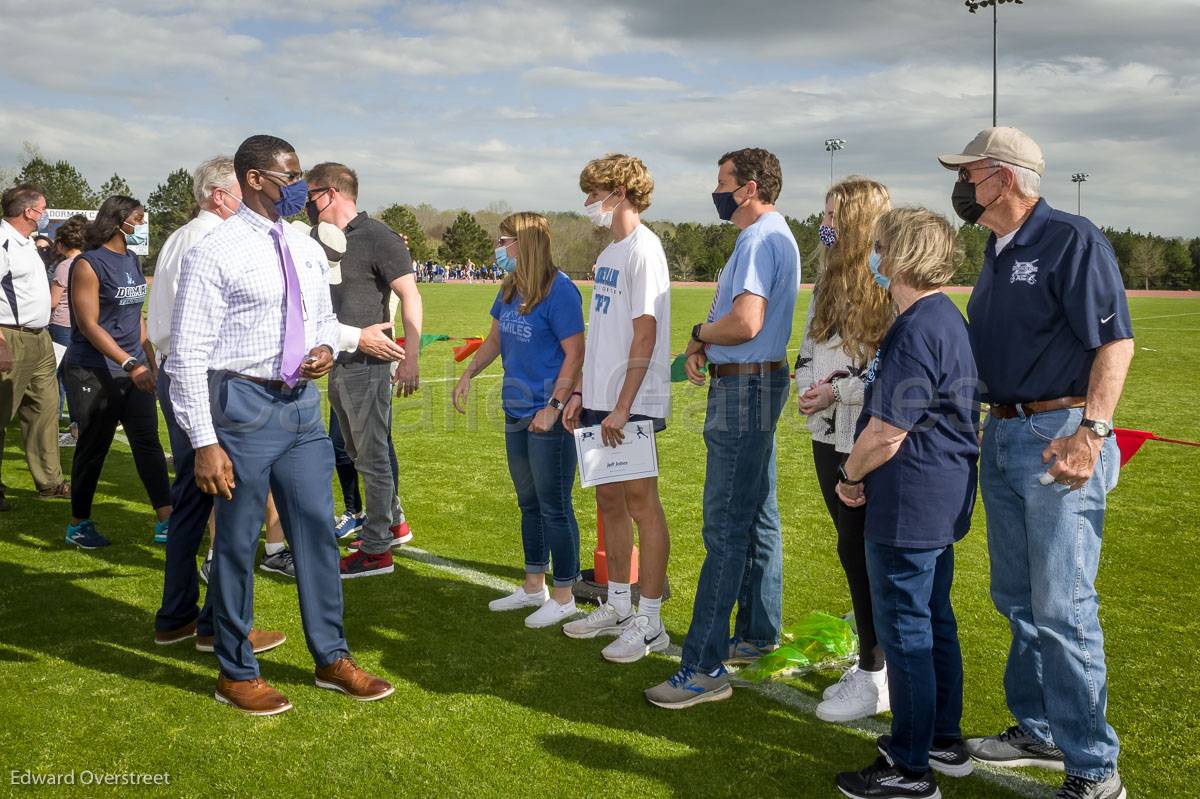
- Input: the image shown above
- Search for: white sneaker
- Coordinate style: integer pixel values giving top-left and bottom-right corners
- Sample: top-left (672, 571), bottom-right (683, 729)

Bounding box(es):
top-left (562, 602), bottom-right (631, 639)
top-left (488, 586), bottom-right (549, 612)
top-left (601, 615), bottom-right (670, 664)
top-left (823, 664), bottom-right (867, 700)
top-left (816, 665), bottom-right (889, 722)
top-left (525, 598), bottom-right (578, 629)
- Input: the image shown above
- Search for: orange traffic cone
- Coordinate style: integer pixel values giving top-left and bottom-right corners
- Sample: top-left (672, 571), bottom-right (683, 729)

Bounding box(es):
top-left (592, 508), bottom-right (637, 586)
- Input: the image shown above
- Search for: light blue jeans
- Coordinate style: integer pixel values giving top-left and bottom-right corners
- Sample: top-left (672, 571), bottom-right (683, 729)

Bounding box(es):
top-left (980, 407), bottom-right (1120, 780)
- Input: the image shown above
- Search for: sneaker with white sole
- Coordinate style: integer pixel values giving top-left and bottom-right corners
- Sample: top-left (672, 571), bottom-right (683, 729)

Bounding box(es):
top-left (878, 735), bottom-right (974, 778)
top-left (488, 586), bottom-right (549, 612)
top-left (644, 665), bottom-right (732, 710)
top-left (724, 636), bottom-right (779, 666)
top-left (524, 598), bottom-right (578, 629)
top-left (562, 603), bottom-right (630, 639)
top-left (825, 664), bottom-right (870, 699)
top-left (817, 665), bottom-right (889, 722)
top-left (601, 615), bottom-right (670, 664)
top-left (1055, 772), bottom-right (1126, 799)
top-left (333, 511), bottom-right (364, 539)
top-left (964, 725), bottom-right (1065, 771)
top-left (836, 754), bottom-right (940, 799)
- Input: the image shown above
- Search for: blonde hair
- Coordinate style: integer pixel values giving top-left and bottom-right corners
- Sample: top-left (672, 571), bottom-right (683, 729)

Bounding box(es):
top-left (579, 154), bottom-right (654, 212)
top-left (499, 212), bottom-right (557, 314)
top-left (874, 207), bottom-right (961, 290)
top-left (809, 176), bottom-right (894, 366)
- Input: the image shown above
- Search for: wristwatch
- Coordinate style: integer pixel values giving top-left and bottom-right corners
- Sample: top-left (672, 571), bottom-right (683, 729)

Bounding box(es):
top-left (691, 323), bottom-right (704, 343)
top-left (547, 397), bottom-right (564, 411)
top-left (121, 357), bottom-right (139, 373)
top-left (837, 464), bottom-right (863, 486)
top-left (1080, 418), bottom-right (1114, 438)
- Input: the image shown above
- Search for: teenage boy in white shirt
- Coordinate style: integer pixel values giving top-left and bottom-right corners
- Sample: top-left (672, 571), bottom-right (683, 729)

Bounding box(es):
top-left (563, 154), bottom-right (672, 663)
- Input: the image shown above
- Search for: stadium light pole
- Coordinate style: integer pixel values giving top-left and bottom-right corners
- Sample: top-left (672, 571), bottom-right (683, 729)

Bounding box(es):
top-left (1071, 172), bottom-right (1089, 215)
top-left (966, 0), bottom-right (1024, 126)
top-left (824, 138), bottom-right (846, 184)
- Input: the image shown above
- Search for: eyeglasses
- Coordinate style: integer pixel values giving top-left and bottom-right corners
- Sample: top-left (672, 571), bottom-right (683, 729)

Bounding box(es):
top-left (258, 168), bottom-right (304, 184)
top-left (957, 165), bottom-right (1001, 183)
top-left (307, 186), bottom-right (333, 201)
top-left (496, 236), bottom-right (516, 245)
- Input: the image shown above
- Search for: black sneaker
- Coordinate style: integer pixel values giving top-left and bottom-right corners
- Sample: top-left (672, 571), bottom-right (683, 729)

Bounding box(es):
top-left (964, 725), bottom-right (1065, 771)
top-left (1056, 772), bottom-right (1126, 799)
top-left (259, 547), bottom-right (296, 578)
top-left (199, 552), bottom-right (212, 585)
top-left (878, 735), bottom-right (973, 778)
top-left (836, 755), bottom-right (940, 799)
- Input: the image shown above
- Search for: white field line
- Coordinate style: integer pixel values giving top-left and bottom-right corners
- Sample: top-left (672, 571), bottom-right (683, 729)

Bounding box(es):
top-left (1130, 311), bottom-right (1200, 322)
top-left (396, 545), bottom-right (1053, 798)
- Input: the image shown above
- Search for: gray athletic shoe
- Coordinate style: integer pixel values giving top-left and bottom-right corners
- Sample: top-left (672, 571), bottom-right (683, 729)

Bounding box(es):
top-left (1056, 772), bottom-right (1126, 799)
top-left (563, 603), bottom-right (630, 639)
top-left (259, 548), bottom-right (296, 578)
top-left (644, 665), bottom-right (732, 709)
top-left (965, 725), bottom-right (1065, 771)
top-left (601, 615), bottom-right (669, 664)
top-left (724, 636), bottom-right (779, 666)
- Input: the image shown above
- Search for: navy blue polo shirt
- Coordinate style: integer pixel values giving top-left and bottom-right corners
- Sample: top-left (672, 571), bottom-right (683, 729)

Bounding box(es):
top-left (856, 293), bottom-right (980, 549)
top-left (966, 199), bottom-right (1133, 405)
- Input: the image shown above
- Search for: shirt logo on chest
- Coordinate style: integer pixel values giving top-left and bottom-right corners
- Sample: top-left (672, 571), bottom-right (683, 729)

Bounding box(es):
top-left (1010, 258), bottom-right (1039, 285)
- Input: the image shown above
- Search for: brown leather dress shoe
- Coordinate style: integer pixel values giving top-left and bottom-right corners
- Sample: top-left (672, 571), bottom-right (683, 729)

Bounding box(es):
top-left (37, 481), bottom-right (70, 499)
top-left (195, 629), bottom-right (287, 654)
top-left (214, 676), bottom-right (291, 716)
top-left (314, 657), bottom-right (394, 701)
top-left (154, 621), bottom-right (197, 645)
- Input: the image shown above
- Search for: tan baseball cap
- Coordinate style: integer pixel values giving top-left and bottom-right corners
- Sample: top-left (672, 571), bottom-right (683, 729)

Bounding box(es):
top-left (938, 127), bottom-right (1045, 176)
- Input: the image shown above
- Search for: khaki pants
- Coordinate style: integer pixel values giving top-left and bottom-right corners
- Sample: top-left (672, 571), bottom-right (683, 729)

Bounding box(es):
top-left (0, 328), bottom-right (64, 491)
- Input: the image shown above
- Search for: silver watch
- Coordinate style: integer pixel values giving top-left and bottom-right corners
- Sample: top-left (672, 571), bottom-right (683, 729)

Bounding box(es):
top-left (1080, 418), bottom-right (1114, 438)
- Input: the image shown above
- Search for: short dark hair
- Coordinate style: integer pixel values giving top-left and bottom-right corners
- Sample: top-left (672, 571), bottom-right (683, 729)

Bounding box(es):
top-left (2, 184), bottom-right (45, 218)
top-left (85, 195), bottom-right (143, 251)
top-left (53, 214), bottom-right (89, 252)
top-left (306, 162), bottom-right (358, 200)
top-left (718, 148), bottom-right (782, 205)
top-left (233, 134), bottom-right (296, 184)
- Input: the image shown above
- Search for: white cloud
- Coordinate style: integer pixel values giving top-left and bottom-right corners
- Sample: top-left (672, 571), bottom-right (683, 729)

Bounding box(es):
top-left (524, 67), bottom-right (685, 92)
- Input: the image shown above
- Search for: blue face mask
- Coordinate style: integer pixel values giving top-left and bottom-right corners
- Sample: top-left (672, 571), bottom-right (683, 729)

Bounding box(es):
top-left (868, 250), bottom-right (890, 289)
top-left (36, 211), bottom-right (50, 234)
top-left (494, 245), bottom-right (516, 274)
top-left (274, 178), bottom-right (309, 218)
top-left (124, 222), bottom-right (149, 247)
top-left (818, 224), bottom-right (837, 247)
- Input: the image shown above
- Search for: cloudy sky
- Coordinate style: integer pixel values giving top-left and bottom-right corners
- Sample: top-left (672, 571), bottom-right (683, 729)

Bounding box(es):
top-left (1, 0), bottom-right (1197, 236)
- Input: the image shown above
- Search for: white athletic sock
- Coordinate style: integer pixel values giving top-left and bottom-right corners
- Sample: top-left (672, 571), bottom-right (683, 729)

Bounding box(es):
top-left (608, 581), bottom-right (632, 617)
top-left (639, 595), bottom-right (662, 631)
top-left (264, 541), bottom-right (285, 556)
top-left (206, 548), bottom-right (214, 559)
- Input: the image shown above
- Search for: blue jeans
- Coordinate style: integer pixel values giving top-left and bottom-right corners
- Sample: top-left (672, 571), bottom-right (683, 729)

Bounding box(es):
top-left (866, 541), bottom-right (963, 774)
top-left (681, 368), bottom-right (790, 672)
top-left (504, 414), bottom-right (581, 587)
top-left (47, 323), bottom-right (73, 423)
top-left (980, 407), bottom-right (1120, 781)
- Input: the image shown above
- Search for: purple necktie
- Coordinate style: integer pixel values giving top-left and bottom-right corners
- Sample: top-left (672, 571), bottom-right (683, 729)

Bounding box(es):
top-left (269, 222), bottom-right (306, 386)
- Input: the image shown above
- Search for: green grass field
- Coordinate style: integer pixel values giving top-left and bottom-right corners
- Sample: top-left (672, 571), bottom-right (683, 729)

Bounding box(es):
top-left (1, 284), bottom-right (1197, 798)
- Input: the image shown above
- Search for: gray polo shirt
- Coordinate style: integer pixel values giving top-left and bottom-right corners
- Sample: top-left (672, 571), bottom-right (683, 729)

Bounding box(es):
top-left (331, 211), bottom-right (413, 363)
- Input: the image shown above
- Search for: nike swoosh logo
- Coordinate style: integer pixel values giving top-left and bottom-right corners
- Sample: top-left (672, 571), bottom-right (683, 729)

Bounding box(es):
top-left (1101, 313), bottom-right (1116, 323)
top-left (643, 634), bottom-right (660, 645)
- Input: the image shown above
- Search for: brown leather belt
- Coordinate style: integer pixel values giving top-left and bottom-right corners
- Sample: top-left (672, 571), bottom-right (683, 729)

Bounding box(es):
top-left (989, 396), bottom-right (1085, 419)
top-left (230, 373), bottom-right (308, 392)
top-left (0, 322), bottom-right (45, 334)
top-left (707, 360), bottom-right (787, 378)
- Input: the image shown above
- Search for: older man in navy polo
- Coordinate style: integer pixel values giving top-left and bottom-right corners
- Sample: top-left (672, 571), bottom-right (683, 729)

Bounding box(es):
top-left (939, 127), bottom-right (1133, 799)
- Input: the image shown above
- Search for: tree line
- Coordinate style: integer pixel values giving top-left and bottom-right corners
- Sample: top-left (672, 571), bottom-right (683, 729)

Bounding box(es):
top-left (8, 149), bottom-right (1200, 290)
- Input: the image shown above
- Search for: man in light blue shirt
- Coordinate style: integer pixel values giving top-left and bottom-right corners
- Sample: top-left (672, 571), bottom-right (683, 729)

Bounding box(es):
top-left (646, 148), bottom-right (800, 709)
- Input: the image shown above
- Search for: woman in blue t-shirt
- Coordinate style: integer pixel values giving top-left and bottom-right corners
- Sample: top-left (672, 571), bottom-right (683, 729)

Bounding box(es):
top-left (63, 195), bottom-right (171, 550)
top-left (451, 212), bottom-right (585, 629)
top-left (831, 208), bottom-right (981, 799)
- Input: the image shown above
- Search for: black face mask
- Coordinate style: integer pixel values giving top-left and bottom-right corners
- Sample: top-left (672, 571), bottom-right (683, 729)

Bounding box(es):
top-left (951, 170), bottom-right (1001, 224)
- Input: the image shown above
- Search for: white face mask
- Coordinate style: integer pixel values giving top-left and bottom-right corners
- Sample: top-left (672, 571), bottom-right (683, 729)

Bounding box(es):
top-left (584, 190), bottom-right (619, 228)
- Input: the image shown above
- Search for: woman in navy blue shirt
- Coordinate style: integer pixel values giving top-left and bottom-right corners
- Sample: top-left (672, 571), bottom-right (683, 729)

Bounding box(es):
top-left (832, 208), bottom-right (981, 799)
top-left (452, 212), bottom-right (585, 629)
top-left (63, 196), bottom-right (171, 549)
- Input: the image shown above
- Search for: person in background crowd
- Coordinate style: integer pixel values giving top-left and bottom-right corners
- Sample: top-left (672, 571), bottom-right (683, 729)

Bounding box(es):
top-left (34, 233), bottom-right (55, 276)
top-left (304, 162), bottom-right (417, 579)
top-left (832, 207), bottom-right (979, 799)
top-left (795, 177), bottom-right (895, 723)
top-left (48, 214), bottom-right (88, 446)
top-left (645, 148), bottom-right (799, 709)
top-left (453, 212), bottom-right (585, 629)
top-left (168, 134), bottom-right (391, 715)
top-left (940, 127), bottom-right (1133, 799)
top-left (63, 195), bottom-right (171, 548)
top-left (562, 154), bottom-right (672, 664)
top-left (0, 185), bottom-right (71, 512)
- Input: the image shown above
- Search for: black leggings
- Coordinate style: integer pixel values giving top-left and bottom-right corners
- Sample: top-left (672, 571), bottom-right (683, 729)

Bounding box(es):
top-left (64, 365), bottom-right (171, 520)
top-left (812, 440), bottom-right (885, 672)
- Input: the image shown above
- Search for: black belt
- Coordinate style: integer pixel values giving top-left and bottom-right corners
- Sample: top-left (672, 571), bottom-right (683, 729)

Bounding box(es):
top-left (0, 323), bottom-right (46, 334)
top-left (229, 373), bottom-right (309, 392)
top-left (707, 360), bottom-right (787, 378)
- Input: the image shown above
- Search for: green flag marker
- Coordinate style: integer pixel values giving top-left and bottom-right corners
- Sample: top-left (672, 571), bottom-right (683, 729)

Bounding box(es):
top-left (670, 353), bottom-right (689, 382)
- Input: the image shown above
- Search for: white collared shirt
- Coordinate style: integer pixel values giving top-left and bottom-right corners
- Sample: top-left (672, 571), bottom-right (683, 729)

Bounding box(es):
top-left (166, 204), bottom-right (339, 448)
top-left (0, 219), bottom-right (52, 328)
top-left (146, 209), bottom-right (223, 360)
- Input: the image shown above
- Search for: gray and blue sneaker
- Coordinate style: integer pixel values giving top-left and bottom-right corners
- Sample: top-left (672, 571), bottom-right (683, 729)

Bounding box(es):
top-left (644, 665), bottom-right (732, 709)
top-left (724, 636), bottom-right (779, 666)
top-left (66, 520), bottom-right (110, 549)
top-left (965, 725), bottom-right (1065, 771)
top-left (333, 511), bottom-right (364, 539)
top-left (259, 547), bottom-right (296, 578)
top-left (1056, 772), bottom-right (1126, 799)
top-left (153, 519), bottom-right (169, 544)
